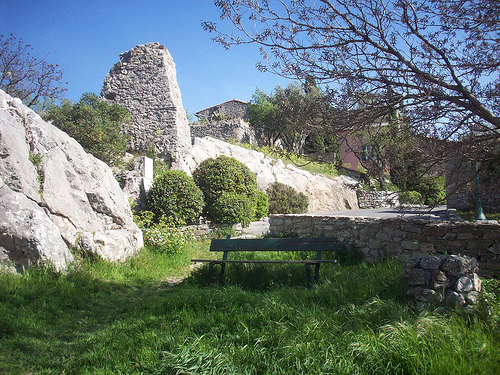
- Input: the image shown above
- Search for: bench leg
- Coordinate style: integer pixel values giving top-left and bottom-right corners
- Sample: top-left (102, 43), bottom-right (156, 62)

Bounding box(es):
top-left (305, 263), bottom-right (312, 289)
top-left (314, 263), bottom-right (320, 283)
top-left (218, 263), bottom-right (226, 286)
top-left (209, 262), bottom-right (214, 284)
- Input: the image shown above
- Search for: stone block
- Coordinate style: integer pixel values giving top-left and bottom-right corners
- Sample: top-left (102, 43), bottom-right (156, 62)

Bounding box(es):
top-left (401, 240), bottom-right (420, 250)
top-left (454, 276), bottom-right (474, 292)
top-left (420, 256), bottom-right (442, 270)
top-left (422, 227), bottom-right (445, 237)
top-left (445, 290), bottom-right (466, 307)
top-left (431, 270), bottom-right (451, 289)
top-left (420, 243), bottom-right (436, 253)
top-left (465, 291), bottom-right (480, 305)
top-left (441, 255), bottom-right (479, 277)
top-left (403, 268), bottom-right (429, 285)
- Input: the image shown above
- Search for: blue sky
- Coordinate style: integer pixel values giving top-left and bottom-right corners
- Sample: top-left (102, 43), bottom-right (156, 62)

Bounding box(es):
top-left (1, 0), bottom-right (291, 116)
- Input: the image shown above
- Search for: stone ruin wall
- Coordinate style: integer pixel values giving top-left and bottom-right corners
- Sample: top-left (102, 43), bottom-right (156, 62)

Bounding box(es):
top-left (196, 100), bottom-right (249, 120)
top-left (269, 215), bottom-right (500, 277)
top-left (101, 43), bottom-right (191, 164)
top-left (190, 119), bottom-right (257, 145)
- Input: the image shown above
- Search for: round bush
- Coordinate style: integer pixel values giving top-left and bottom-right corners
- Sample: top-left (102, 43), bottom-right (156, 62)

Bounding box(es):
top-left (209, 192), bottom-right (254, 226)
top-left (267, 182), bottom-right (308, 214)
top-left (254, 190), bottom-right (269, 220)
top-left (399, 190), bottom-right (423, 205)
top-left (145, 170), bottom-right (204, 225)
top-left (193, 156), bottom-right (258, 223)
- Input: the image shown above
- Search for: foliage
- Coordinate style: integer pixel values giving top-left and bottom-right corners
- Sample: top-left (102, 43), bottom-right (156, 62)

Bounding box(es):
top-left (133, 210), bottom-right (191, 255)
top-left (0, 34), bottom-right (66, 110)
top-left (267, 182), bottom-right (308, 214)
top-left (205, 0), bottom-right (500, 164)
top-left (457, 211), bottom-right (500, 221)
top-left (44, 92), bottom-right (130, 166)
top-left (399, 190), bottom-right (423, 205)
top-left (231, 141), bottom-right (338, 178)
top-left (413, 176), bottom-right (446, 205)
top-left (208, 191), bottom-right (255, 227)
top-left (1, 254), bottom-right (500, 374)
top-left (254, 190), bottom-right (269, 220)
top-left (145, 170), bottom-right (204, 225)
top-left (193, 155), bottom-right (258, 224)
top-left (248, 83), bottom-right (336, 154)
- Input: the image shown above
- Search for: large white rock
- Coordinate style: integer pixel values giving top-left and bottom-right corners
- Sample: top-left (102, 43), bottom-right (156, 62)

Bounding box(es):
top-left (0, 90), bottom-right (143, 272)
top-left (180, 136), bottom-right (359, 212)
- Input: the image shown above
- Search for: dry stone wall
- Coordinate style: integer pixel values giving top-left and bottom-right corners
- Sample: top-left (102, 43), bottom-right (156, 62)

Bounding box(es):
top-left (403, 255), bottom-right (482, 310)
top-left (269, 214), bottom-right (500, 276)
top-left (357, 190), bottom-right (399, 208)
top-left (101, 43), bottom-right (190, 165)
top-left (190, 119), bottom-right (256, 145)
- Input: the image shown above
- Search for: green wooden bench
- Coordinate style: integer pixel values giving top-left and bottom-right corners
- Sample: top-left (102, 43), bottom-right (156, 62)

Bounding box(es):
top-left (191, 236), bottom-right (340, 288)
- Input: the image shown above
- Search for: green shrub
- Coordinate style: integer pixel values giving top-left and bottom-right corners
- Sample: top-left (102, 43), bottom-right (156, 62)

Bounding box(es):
top-left (193, 156), bottom-right (258, 224)
top-left (414, 176), bottom-right (446, 205)
top-left (208, 192), bottom-right (254, 226)
top-left (145, 170), bottom-right (204, 225)
top-left (399, 190), bottom-right (423, 205)
top-left (44, 93), bottom-right (130, 166)
top-left (133, 210), bottom-right (191, 255)
top-left (254, 190), bottom-right (269, 220)
top-left (267, 182), bottom-right (308, 214)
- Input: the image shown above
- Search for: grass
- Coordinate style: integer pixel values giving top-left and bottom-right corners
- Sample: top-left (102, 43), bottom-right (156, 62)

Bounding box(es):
top-left (232, 142), bottom-right (339, 178)
top-left (458, 210), bottom-right (500, 221)
top-left (1, 240), bottom-right (500, 374)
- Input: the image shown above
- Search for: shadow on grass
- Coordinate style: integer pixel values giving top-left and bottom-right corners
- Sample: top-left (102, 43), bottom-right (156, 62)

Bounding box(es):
top-left (1, 260), bottom-right (499, 375)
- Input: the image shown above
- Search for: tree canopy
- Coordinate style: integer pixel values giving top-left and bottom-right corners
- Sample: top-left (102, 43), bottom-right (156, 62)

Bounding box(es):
top-left (204, 0), bottom-right (500, 163)
top-left (44, 93), bottom-right (130, 167)
top-left (0, 34), bottom-right (66, 110)
top-left (248, 82), bottom-right (337, 154)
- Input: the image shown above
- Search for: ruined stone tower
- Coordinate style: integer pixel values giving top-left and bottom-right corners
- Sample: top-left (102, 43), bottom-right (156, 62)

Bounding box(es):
top-left (101, 43), bottom-right (190, 164)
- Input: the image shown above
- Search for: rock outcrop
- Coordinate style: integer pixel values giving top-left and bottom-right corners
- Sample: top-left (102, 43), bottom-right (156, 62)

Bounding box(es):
top-left (0, 90), bottom-right (143, 272)
top-left (181, 136), bottom-right (359, 212)
top-left (101, 43), bottom-right (191, 166)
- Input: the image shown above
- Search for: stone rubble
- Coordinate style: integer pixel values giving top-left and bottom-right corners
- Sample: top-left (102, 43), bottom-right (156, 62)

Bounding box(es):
top-left (403, 255), bottom-right (482, 310)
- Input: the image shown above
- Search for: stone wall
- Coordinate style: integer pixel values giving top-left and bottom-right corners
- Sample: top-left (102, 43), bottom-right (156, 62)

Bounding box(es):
top-left (101, 43), bottom-right (191, 165)
top-left (190, 119), bottom-right (256, 145)
top-left (446, 160), bottom-right (500, 212)
top-left (357, 190), bottom-right (399, 208)
top-left (269, 214), bottom-right (500, 277)
top-left (403, 255), bottom-right (482, 310)
top-left (196, 99), bottom-right (248, 120)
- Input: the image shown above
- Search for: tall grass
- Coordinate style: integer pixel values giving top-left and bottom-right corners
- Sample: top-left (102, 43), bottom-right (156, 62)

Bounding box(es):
top-left (1, 241), bottom-right (499, 374)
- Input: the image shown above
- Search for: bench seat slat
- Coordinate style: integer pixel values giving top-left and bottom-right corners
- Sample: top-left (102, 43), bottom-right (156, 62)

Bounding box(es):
top-left (209, 238), bottom-right (339, 252)
top-left (191, 259), bottom-right (338, 264)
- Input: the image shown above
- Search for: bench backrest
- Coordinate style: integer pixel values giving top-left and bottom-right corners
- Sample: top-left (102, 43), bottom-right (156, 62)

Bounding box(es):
top-left (210, 238), bottom-right (340, 252)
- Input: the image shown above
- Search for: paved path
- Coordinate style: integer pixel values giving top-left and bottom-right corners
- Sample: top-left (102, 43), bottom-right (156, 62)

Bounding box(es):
top-left (310, 205), bottom-right (449, 221)
top-left (239, 206), bottom-right (450, 238)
